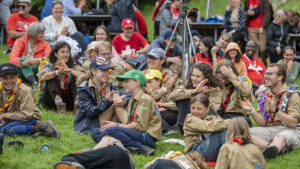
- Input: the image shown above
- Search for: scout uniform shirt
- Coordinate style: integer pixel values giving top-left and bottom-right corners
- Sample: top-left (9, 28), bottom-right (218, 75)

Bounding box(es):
top-left (257, 84), bottom-right (300, 126)
top-left (0, 83), bottom-right (42, 122)
top-left (127, 89), bottom-right (162, 141)
top-left (216, 142), bottom-right (266, 169)
top-left (88, 79), bottom-right (110, 104)
top-left (183, 114), bottom-right (229, 152)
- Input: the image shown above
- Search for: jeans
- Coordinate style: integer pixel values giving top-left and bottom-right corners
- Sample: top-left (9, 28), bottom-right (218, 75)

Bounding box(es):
top-left (91, 127), bottom-right (156, 148)
top-left (192, 130), bottom-right (227, 162)
top-left (1, 118), bottom-right (37, 136)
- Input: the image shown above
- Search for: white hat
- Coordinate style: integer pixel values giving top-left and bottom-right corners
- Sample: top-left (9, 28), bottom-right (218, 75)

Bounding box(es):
top-left (18, 0), bottom-right (31, 5)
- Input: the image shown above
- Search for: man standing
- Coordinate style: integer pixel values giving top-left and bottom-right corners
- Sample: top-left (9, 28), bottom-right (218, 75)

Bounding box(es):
top-left (240, 64), bottom-right (300, 159)
top-left (6, 0), bottom-right (38, 48)
top-left (242, 40), bottom-right (266, 93)
top-left (277, 46), bottom-right (300, 89)
top-left (62, 0), bottom-right (86, 16)
top-left (244, 0), bottom-right (273, 61)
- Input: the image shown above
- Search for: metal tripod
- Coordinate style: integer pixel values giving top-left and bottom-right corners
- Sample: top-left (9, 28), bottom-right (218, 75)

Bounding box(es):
top-left (164, 0), bottom-right (197, 80)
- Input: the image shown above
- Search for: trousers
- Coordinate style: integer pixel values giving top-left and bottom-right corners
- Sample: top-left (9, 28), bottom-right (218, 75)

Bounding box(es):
top-left (1, 118), bottom-right (37, 136)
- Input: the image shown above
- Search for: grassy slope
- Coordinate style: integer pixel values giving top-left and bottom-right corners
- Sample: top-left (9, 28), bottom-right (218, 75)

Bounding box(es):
top-left (0, 0), bottom-right (300, 168)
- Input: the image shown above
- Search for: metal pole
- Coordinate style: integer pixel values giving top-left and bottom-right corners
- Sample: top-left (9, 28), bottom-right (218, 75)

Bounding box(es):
top-left (164, 17), bottom-right (181, 55)
top-left (97, 0), bottom-right (100, 10)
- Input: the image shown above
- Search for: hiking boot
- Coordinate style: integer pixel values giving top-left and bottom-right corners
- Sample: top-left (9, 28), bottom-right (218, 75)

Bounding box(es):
top-left (280, 146), bottom-right (293, 155)
top-left (263, 146), bottom-right (278, 159)
top-left (53, 161), bottom-right (85, 169)
top-left (57, 103), bottom-right (67, 114)
top-left (36, 121), bottom-right (60, 139)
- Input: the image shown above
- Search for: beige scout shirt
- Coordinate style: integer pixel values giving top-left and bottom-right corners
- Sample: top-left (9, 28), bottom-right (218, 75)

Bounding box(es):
top-left (127, 89), bottom-right (162, 141)
top-left (214, 73), bottom-right (252, 114)
top-left (183, 114), bottom-right (229, 152)
top-left (1, 83), bottom-right (42, 122)
top-left (144, 151), bottom-right (200, 169)
top-left (257, 84), bottom-right (300, 126)
top-left (108, 62), bottom-right (124, 87)
top-left (88, 79), bottom-right (110, 104)
top-left (216, 142), bottom-right (266, 169)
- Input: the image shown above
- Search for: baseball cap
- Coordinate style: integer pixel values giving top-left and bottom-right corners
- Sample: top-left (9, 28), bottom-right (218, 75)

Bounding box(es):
top-left (145, 69), bottom-right (162, 80)
top-left (18, 0), bottom-right (31, 5)
top-left (90, 57), bottom-right (113, 70)
top-left (117, 70), bottom-right (146, 86)
top-left (147, 48), bottom-right (166, 59)
top-left (122, 18), bottom-right (134, 28)
top-left (163, 29), bottom-right (177, 40)
top-left (0, 63), bottom-right (18, 76)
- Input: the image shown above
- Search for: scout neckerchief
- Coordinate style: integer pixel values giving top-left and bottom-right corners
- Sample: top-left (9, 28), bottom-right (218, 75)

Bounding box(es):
top-left (220, 86), bottom-right (234, 113)
top-left (92, 79), bottom-right (107, 104)
top-left (127, 100), bottom-right (138, 124)
top-left (233, 137), bottom-right (250, 145)
top-left (0, 79), bottom-right (22, 112)
top-left (37, 57), bottom-right (51, 97)
top-left (53, 67), bottom-right (73, 96)
top-left (268, 92), bottom-right (284, 123)
top-left (106, 69), bottom-right (112, 81)
top-left (162, 73), bottom-right (166, 86)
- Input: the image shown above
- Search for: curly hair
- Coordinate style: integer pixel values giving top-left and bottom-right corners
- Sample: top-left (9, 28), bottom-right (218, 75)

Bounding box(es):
top-left (185, 63), bottom-right (221, 89)
top-left (49, 41), bottom-right (74, 68)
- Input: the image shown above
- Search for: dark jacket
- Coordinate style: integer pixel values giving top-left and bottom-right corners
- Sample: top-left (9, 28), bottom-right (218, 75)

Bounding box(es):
top-left (106, 0), bottom-right (136, 33)
top-left (73, 81), bottom-right (131, 135)
top-left (244, 0), bottom-right (274, 29)
top-left (266, 21), bottom-right (292, 48)
top-left (223, 8), bottom-right (248, 33)
top-left (147, 37), bottom-right (182, 58)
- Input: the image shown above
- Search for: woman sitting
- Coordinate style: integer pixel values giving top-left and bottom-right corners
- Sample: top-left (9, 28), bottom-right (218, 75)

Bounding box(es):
top-left (9, 22), bottom-right (51, 90)
top-left (223, 0), bottom-right (247, 42)
top-left (224, 42), bottom-right (247, 76)
top-left (42, 1), bottom-right (87, 51)
top-left (266, 9), bottom-right (292, 63)
top-left (37, 42), bottom-right (86, 114)
top-left (74, 57), bottom-right (130, 135)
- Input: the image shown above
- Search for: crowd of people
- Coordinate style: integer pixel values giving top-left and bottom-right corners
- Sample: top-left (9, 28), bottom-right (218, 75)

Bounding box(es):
top-left (0, 0), bottom-right (300, 168)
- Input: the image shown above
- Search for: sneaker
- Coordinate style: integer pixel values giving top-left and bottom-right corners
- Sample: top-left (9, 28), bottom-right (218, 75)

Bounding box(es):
top-left (53, 161), bottom-right (85, 169)
top-left (163, 130), bottom-right (177, 137)
top-left (36, 121), bottom-right (60, 139)
top-left (263, 146), bottom-right (278, 159)
top-left (280, 146), bottom-right (293, 155)
top-left (57, 103), bottom-right (67, 114)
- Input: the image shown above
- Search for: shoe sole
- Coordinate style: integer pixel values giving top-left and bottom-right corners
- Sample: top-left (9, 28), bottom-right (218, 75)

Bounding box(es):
top-left (53, 162), bottom-right (84, 169)
top-left (263, 146), bottom-right (278, 159)
top-left (47, 121), bottom-right (60, 140)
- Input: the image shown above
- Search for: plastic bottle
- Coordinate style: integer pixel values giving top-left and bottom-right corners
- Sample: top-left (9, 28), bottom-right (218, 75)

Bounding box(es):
top-left (197, 11), bottom-right (201, 23)
top-left (41, 143), bottom-right (52, 151)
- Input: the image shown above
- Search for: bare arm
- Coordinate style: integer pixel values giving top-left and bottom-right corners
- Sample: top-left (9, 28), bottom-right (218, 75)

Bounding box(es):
top-left (71, 70), bottom-right (84, 78)
top-left (8, 30), bottom-right (26, 39)
top-left (139, 44), bottom-right (149, 55)
top-left (39, 71), bottom-right (57, 82)
top-left (276, 111), bottom-right (298, 128)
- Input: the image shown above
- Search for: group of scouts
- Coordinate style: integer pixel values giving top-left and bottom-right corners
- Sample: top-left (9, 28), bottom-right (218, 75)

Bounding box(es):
top-left (0, 35), bottom-right (299, 169)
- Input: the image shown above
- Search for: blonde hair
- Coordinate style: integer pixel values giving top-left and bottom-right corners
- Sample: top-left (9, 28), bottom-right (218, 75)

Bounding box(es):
top-left (187, 151), bottom-right (207, 169)
top-left (226, 117), bottom-right (252, 144)
top-left (95, 41), bottom-right (112, 55)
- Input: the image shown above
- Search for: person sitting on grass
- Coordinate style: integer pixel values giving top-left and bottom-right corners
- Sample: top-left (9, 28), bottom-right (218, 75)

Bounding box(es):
top-left (0, 63), bottom-right (60, 139)
top-left (184, 94), bottom-right (229, 162)
top-left (74, 57), bottom-right (130, 135)
top-left (91, 70), bottom-right (161, 156)
top-left (37, 41), bottom-right (86, 114)
top-left (9, 22), bottom-right (51, 90)
top-left (215, 117), bottom-right (266, 169)
top-left (239, 64), bottom-right (300, 159)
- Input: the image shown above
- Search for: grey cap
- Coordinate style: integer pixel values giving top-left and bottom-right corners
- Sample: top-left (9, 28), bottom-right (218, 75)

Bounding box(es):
top-left (18, 0), bottom-right (31, 5)
top-left (147, 48), bottom-right (166, 59)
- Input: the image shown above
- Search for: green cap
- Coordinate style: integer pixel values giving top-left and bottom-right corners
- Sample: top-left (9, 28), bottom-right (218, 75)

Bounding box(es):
top-left (117, 70), bottom-right (146, 86)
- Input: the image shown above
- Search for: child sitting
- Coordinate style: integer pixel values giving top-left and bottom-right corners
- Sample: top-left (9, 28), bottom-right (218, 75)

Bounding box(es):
top-left (215, 117), bottom-right (266, 169)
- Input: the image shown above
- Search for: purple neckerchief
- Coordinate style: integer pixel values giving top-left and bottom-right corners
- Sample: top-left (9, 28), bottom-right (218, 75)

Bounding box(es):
top-left (257, 86), bottom-right (269, 122)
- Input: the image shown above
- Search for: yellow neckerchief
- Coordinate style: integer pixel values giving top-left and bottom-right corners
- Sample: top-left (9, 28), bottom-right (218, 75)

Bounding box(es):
top-left (0, 79), bottom-right (22, 112)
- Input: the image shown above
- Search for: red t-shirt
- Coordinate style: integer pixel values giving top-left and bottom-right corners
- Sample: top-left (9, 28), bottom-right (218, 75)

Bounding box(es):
top-left (135, 8), bottom-right (148, 35)
top-left (242, 54), bottom-right (266, 84)
top-left (192, 53), bottom-right (221, 67)
top-left (247, 0), bottom-right (263, 28)
top-left (112, 32), bottom-right (148, 55)
top-left (170, 4), bottom-right (180, 30)
top-left (6, 13), bottom-right (38, 47)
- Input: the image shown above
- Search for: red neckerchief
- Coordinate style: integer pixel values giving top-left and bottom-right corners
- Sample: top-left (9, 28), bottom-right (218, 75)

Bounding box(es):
top-left (221, 86), bottom-right (234, 112)
top-left (55, 68), bottom-right (68, 96)
top-left (268, 92), bottom-right (284, 123)
top-left (128, 101), bottom-right (139, 124)
top-left (156, 98), bottom-right (161, 108)
top-left (233, 137), bottom-right (249, 145)
top-left (166, 50), bottom-right (171, 57)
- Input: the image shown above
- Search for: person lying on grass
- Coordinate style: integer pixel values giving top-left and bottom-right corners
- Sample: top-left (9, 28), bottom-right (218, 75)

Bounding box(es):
top-left (0, 63), bottom-right (59, 139)
top-left (184, 94), bottom-right (229, 162)
top-left (239, 64), bottom-right (300, 159)
top-left (74, 57), bottom-right (130, 135)
top-left (215, 117), bottom-right (266, 169)
top-left (91, 70), bottom-right (161, 156)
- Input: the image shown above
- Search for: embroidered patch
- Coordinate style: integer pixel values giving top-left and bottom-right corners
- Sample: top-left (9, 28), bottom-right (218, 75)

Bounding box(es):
top-left (138, 106), bottom-right (148, 111)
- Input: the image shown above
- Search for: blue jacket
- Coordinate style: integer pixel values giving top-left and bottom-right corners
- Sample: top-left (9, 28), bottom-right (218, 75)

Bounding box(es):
top-left (73, 80), bottom-right (131, 135)
top-left (147, 37), bottom-right (182, 58)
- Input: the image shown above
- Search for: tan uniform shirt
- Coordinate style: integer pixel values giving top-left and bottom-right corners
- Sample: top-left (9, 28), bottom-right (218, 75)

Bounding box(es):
top-left (144, 151), bottom-right (200, 169)
top-left (257, 84), bottom-right (300, 126)
top-left (184, 114), bottom-right (229, 152)
top-left (108, 62), bottom-right (124, 88)
top-left (88, 79), bottom-right (110, 104)
top-left (127, 89), bottom-right (162, 141)
top-left (216, 142), bottom-right (266, 169)
top-left (0, 83), bottom-right (42, 122)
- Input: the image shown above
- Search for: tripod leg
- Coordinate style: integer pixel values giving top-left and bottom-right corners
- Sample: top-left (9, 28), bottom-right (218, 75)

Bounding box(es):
top-left (164, 17), bottom-right (182, 55)
top-left (185, 16), bottom-right (196, 59)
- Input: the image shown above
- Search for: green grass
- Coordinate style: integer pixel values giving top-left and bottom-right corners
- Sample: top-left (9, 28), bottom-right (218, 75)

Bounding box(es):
top-left (1, 0), bottom-right (300, 168)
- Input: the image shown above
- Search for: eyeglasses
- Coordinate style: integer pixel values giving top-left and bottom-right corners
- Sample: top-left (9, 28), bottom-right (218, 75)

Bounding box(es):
top-left (263, 72), bottom-right (278, 77)
top-left (99, 53), bottom-right (112, 57)
top-left (18, 5), bottom-right (27, 9)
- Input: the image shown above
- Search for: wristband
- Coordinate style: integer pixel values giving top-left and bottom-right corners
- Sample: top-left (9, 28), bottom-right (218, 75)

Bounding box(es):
top-left (163, 87), bottom-right (168, 93)
top-left (116, 123), bottom-right (119, 127)
top-left (55, 70), bottom-right (59, 76)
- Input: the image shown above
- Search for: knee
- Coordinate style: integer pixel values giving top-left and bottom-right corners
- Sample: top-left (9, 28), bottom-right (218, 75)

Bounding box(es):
top-left (91, 128), bottom-right (101, 143)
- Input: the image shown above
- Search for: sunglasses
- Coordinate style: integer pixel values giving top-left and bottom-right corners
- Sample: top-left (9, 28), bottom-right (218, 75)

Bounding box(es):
top-left (18, 5), bottom-right (27, 9)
